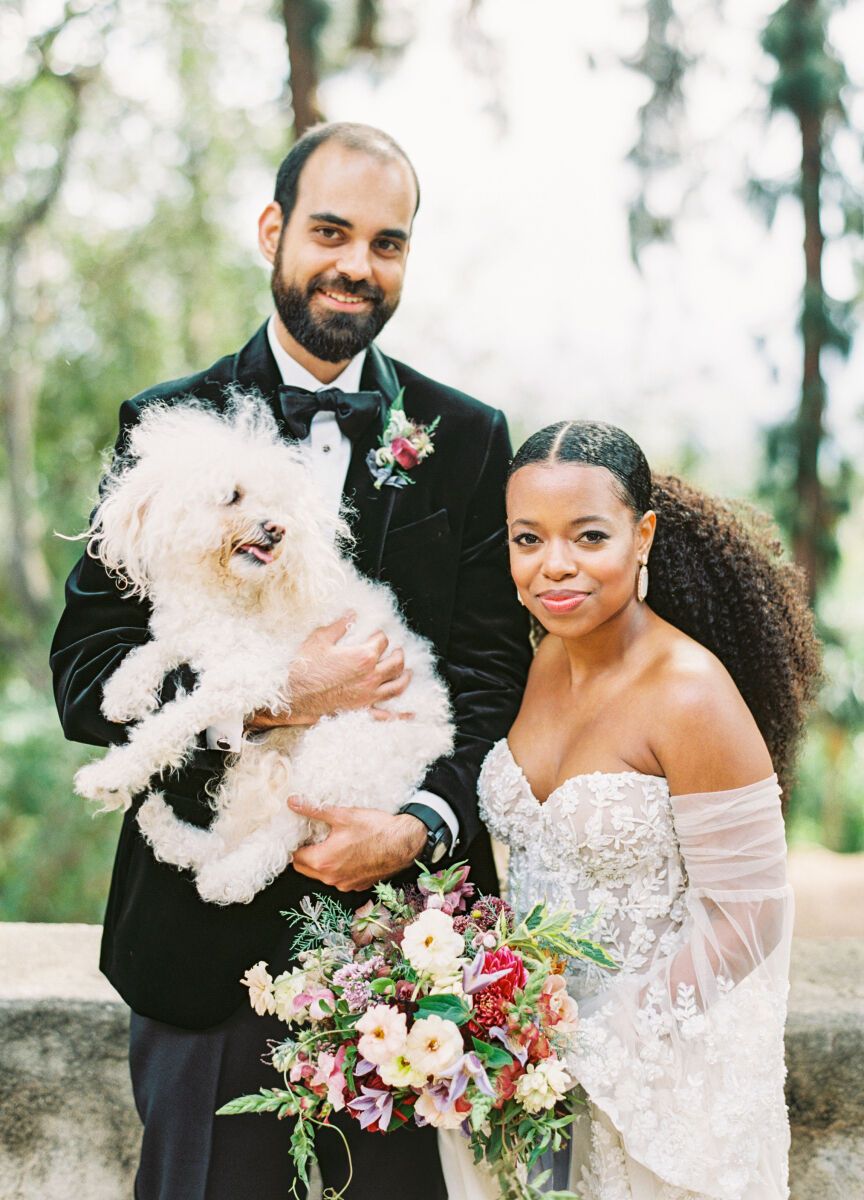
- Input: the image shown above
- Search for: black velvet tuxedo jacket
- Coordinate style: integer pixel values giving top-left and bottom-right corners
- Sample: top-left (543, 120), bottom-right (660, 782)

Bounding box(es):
top-left (50, 323), bottom-right (531, 1030)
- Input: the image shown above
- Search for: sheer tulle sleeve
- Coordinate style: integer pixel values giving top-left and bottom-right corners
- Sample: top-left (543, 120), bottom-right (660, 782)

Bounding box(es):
top-left (565, 776), bottom-right (793, 1200)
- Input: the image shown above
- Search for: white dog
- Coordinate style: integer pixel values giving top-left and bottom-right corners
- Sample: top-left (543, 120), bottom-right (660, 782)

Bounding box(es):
top-left (73, 394), bottom-right (453, 905)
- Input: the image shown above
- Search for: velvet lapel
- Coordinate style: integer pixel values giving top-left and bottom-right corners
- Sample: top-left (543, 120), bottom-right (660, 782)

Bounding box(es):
top-left (343, 344), bottom-right (400, 580)
top-left (231, 322), bottom-right (283, 409)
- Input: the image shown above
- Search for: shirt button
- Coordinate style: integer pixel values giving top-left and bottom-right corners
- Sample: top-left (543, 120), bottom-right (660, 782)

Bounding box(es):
top-left (322, 444), bottom-right (331, 454)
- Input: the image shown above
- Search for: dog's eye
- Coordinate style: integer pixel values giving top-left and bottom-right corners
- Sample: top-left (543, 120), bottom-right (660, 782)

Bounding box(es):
top-left (225, 488), bottom-right (243, 506)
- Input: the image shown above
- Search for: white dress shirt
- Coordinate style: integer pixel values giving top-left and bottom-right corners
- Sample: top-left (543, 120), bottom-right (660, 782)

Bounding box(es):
top-left (206, 315), bottom-right (459, 848)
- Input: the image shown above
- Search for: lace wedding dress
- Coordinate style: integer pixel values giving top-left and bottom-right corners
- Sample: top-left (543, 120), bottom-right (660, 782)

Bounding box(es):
top-left (438, 740), bottom-right (793, 1200)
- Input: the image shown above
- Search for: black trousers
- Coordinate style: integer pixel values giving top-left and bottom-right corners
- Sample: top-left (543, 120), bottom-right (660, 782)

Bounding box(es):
top-left (129, 1003), bottom-right (447, 1200)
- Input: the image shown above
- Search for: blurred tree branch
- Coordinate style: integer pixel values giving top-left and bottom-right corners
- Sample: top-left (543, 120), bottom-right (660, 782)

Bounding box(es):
top-left (281, 0), bottom-right (328, 137)
top-left (351, 0), bottom-right (380, 52)
top-left (625, 0), bottom-right (693, 265)
top-left (0, 4), bottom-right (99, 625)
top-left (758, 0), bottom-right (860, 605)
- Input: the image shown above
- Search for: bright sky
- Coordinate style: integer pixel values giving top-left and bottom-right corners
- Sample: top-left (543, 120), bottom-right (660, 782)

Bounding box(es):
top-left (316, 0), bottom-right (864, 488)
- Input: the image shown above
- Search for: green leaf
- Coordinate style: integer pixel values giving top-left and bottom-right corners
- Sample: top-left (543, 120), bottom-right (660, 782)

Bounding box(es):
top-left (524, 902), bottom-right (545, 931)
top-left (574, 939), bottom-right (619, 970)
top-left (290, 1117), bottom-right (315, 1187)
top-left (415, 993), bottom-right (471, 1025)
top-left (471, 1037), bottom-right (513, 1069)
top-left (372, 880), bottom-right (413, 919)
top-left (216, 1087), bottom-right (290, 1116)
top-left (486, 1120), bottom-right (504, 1163)
top-left (415, 858), bottom-right (470, 897)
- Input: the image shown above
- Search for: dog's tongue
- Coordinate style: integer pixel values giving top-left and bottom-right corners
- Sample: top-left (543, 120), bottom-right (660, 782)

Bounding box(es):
top-left (242, 544), bottom-right (274, 564)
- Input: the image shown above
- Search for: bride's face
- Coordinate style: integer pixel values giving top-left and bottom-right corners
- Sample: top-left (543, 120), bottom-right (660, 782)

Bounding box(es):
top-left (506, 461), bottom-right (655, 636)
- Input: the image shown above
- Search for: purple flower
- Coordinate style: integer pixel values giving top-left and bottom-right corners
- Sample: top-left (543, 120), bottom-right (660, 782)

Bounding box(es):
top-left (462, 948), bottom-right (514, 996)
top-left (488, 1024), bottom-right (529, 1067)
top-left (347, 1085), bottom-right (393, 1131)
top-left (438, 1052), bottom-right (495, 1104)
top-left (342, 979), bottom-right (373, 1011)
top-left (332, 963), bottom-right (361, 987)
top-left (354, 1056), bottom-right (376, 1077)
top-left (413, 1080), bottom-right (458, 1127)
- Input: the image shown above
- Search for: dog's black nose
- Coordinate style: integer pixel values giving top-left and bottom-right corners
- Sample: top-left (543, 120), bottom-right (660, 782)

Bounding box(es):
top-left (262, 521), bottom-right (285, 545)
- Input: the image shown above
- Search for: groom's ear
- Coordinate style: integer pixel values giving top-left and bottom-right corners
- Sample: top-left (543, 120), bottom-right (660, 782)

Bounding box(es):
top-left (258, 202), bottom-right (284, 265)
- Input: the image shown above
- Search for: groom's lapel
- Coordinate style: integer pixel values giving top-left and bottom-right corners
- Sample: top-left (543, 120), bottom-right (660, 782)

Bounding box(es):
top-left (342, 344), bottom-right (400, 580)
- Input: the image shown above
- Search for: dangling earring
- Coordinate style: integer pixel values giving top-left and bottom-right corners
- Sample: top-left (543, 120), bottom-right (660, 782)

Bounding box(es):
top-left (637, 558), bottom-right (649, 603)
top-left (516, 588), bottom-right (525, 607)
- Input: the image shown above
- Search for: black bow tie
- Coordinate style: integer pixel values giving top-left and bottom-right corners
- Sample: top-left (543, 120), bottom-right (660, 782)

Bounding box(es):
top-left (277, 385), bottom-right (383, 443)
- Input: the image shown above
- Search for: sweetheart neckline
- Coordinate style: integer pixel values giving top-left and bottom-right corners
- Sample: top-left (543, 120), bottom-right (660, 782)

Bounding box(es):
top-left (498, 739), bottom-right (669, 808)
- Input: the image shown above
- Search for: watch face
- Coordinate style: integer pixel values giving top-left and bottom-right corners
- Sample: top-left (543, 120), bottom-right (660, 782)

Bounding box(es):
top-left (430, 839), bottom-right (447, 864)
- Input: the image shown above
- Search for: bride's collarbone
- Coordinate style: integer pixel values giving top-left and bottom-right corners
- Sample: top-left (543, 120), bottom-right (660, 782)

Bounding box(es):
top-left (509, 698), bottom-right (662, 799)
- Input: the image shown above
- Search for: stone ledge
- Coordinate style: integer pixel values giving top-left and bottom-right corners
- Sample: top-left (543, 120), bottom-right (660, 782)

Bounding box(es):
top-left (0, 926), bottom-right (861, 1199)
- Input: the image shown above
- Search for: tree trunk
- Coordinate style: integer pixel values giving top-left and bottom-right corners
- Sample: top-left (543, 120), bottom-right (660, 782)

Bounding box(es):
top-left (281, 0), bottom-right (324, 138)
top-left (352, 0), bottom-right (379, 52)
top-left (794, 104), bottom-right (829, 604)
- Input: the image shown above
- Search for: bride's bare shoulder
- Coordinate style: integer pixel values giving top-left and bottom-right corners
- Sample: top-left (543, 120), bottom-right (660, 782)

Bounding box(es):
top-left (645, 623), bottom-right (774, 793)
top-left (525, 629), bottom-right (563, 678)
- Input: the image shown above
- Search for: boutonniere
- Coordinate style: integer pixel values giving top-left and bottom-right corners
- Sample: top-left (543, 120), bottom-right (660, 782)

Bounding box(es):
top-left (365, 388), bottom-right (440, 490)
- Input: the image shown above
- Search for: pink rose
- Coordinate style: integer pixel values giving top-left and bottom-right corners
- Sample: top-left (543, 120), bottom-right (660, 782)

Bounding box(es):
top-left (539, 974), bottom-right (579, 1034)
top-left (391, 437), bottom-right (419, 469)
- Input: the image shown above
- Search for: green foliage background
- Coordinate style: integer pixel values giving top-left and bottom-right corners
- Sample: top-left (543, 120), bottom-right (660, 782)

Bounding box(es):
top-left (1, 0), bottom-right (862, 924)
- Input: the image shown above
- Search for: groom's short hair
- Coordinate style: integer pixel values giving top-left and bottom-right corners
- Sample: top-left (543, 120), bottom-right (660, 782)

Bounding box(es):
top-left (273, 122), bottom-right (421, 225)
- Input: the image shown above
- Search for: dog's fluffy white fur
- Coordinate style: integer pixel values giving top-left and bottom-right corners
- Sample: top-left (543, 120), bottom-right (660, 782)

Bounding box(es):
top-left (74, 394), bottom-right (453, 905)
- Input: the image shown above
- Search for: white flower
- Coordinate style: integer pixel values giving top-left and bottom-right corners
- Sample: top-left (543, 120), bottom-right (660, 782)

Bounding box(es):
top-left (402, 909), bottom-right (465, 977)
top-left (414, 1087), bottom-right (465, 1129)
top-left (374, 445), bottom-right (395, 466)
top-left (355, 1004), bottom-right (408, 1066)
top-left (412, 430), bottom-right (434, 459)
top-left (406, 1014), bottom-right (464, 1078)
top-left (429, 968), bottom-right (469, 1000)
top-left (384, 408), bottom-right (412, 439)
top-left (378, 1052), bottom-right (428, 1089)
top-left (514, 1058), bottom-right (572, 1114)
top-left (272, 967), bottom-right (310, 1022)
top-left (242, 961), bottom-right (276, 1016)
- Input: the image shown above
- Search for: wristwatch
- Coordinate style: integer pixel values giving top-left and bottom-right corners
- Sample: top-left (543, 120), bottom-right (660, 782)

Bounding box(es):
top-left (399, 802), bottom-right (453, 867)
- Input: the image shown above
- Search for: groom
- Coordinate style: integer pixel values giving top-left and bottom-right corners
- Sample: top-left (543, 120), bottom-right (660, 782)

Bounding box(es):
top-left (50, 122), bottom-right (530, 1199)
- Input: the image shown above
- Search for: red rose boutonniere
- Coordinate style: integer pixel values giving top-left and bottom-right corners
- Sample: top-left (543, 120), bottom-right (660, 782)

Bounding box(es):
top-left (365, 389), bottom-right (440, 490)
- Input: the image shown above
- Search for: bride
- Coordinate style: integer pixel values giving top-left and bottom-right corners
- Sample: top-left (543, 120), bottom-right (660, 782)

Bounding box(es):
top-left (440, 420), bottom-right (820, 1200)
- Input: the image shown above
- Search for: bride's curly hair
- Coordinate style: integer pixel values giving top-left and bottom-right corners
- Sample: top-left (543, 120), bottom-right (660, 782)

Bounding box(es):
top-left (509, 421), bottom-right (822, 793)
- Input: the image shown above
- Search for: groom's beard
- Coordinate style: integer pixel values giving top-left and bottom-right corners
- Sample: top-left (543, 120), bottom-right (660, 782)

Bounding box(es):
top-left (271, 264), bottom-right (396, 364)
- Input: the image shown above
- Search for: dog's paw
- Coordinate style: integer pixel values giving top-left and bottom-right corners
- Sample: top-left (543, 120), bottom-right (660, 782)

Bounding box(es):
top-left (101, 677), bottom-right (157, 723)
top-left (74, 760), bottom-right (133, 811)
top-left (195, 862), bottom-right (256, 906)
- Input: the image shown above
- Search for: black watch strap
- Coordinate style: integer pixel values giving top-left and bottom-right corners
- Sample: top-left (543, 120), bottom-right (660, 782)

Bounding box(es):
top-left (399, 802), bottom-right (453, 866)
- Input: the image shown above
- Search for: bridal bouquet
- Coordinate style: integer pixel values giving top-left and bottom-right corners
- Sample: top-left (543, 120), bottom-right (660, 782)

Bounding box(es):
top-left (218, 863), bottom-right (616, 1200)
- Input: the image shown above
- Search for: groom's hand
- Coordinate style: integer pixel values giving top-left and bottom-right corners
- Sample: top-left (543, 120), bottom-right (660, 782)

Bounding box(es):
top-left (245, 611), bottom-right (413, 732)
top-left (288, 798), bottom-right (427, 892)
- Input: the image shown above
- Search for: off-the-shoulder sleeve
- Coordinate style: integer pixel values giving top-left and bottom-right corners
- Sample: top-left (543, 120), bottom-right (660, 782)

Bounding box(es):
top-left (565, 776), bottom-right (793, 1200)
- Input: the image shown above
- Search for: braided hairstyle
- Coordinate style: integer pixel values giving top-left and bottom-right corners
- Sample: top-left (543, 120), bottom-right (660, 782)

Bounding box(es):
top-left (508, 421), bottom-right (822, 793)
